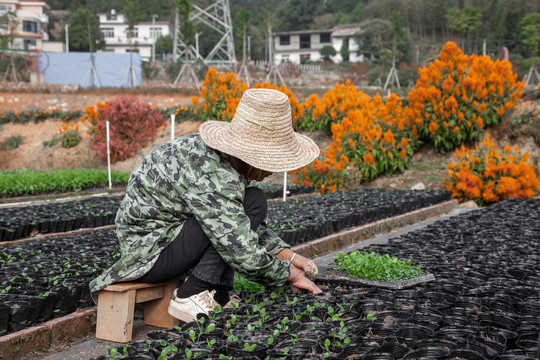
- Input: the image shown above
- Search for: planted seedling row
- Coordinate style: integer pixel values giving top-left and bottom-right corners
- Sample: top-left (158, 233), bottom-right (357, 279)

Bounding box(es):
top-left (90, 198), bottom-right (540, 359)
top-left (0, 185), bottom-right (316, 242)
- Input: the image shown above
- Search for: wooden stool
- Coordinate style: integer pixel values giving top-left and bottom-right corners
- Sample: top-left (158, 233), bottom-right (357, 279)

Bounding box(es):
top-left (95, 276), bottom-right (183, 343)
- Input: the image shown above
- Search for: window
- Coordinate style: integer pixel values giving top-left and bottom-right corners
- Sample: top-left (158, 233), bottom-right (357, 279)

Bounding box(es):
top-left (0, 5), bottom-right (13, 14)
top-left (300, 34), bottom-right (310, 49)
top-left (102, 27), bottom-right (114, 38)
top-left (126, 27), bottom-right (138, 39)
top-left (23, 21), bottom-right (38, 33)
top-left (279, 35), bottom-right (290, 46)
top-left (150, 27), bottom-right (162, 39)
top-left (106, 14), bottom-right (117, 21)
top-left (23, 39), bottom-right (36, 50)
top-left (320, 32), bottom-right (331, 43)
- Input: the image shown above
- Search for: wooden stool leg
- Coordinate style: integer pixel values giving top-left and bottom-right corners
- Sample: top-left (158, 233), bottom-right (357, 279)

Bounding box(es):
top-left (143, 281), bottom-right (179, 328)
top-left (96, 289), bottom-right (136, 343)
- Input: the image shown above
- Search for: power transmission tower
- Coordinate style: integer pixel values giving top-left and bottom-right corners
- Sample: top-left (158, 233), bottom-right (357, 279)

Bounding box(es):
top-left (237, 18), bottom-right (251, 86)
top-left (2, 51), bottom-right (21, 83)
top-left (172, 8), bottom-right (200, 90)
top-left (265, 22), bottom-right (285, 87)
top-left (83, 16), bottom-right (101, 88)
top-left (383, 55), bottom-right (400, 90)
top-left (174, 0), bottom-right (236, 68)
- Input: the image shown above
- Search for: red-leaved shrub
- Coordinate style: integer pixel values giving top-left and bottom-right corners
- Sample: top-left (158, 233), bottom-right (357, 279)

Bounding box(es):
top-left (90, 95), bottom-right (165, 163)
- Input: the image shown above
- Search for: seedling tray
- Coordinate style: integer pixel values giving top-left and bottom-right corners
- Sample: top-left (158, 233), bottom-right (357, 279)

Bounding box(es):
top-left (315, 266), bottom-right (435, 290)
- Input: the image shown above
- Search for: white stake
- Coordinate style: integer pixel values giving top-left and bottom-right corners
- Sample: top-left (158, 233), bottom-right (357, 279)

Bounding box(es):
top-left (106, 120), bottom-right (112, 190)
top-left (171, 114), bottom-right (175, 141)
top-left (282, 172), bottom-right (287, 202)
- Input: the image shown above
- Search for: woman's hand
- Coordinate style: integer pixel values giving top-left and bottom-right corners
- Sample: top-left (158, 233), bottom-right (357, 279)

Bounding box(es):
top-left (287, 268), bottom-right (322, 294)
top-left (291, 253), bottom-right (318, 281)
top-left (277, 249), bottom-right (319, 281)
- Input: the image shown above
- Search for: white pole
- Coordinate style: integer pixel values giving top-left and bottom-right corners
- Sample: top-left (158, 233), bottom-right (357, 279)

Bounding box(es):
top-left (282, 172), bottom-right (287, 202)
top-left (65, 24), bottom-right (70, 53)
top-left (171, 114), bottom-right (175, 140)
top-left (106, 120), bottom-right (112, 190)
top-left (151, 14), bottom-right (158, 61)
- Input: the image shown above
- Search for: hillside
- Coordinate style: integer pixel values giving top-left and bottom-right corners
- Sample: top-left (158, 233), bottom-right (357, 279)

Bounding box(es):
top-left (0, 89), bottom-right (538, 193)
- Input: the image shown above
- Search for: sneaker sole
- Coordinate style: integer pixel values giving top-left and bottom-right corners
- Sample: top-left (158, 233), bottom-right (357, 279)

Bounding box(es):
top-left (167, 303), bottom-right (197, 323)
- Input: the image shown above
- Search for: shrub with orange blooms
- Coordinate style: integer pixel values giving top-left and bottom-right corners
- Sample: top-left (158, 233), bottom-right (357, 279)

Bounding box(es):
top-left (192, 67), bottom-right (248, 121)
top-left (89, 96), bottom-right (165, 163)
top-left (300, 79), bottom-right (366, 133)
top-left (408, 42), bottom-right (523, 152)
top-left (337, 93), bottom-right (417, 181)
top-left (443, 132), bottom-right (540, 206)
top-left (192, 68), bottom-right (304, 124)
top-left (58, 119), bottom-right (82, 148)
top-left (292, 91), bottom-right (417, 192)
top-left (291, 142), bottom-right (362, 194)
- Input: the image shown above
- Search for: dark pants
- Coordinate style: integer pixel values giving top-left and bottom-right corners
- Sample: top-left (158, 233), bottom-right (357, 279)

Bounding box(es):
top-left (139, 187), bottom-right (268, 287)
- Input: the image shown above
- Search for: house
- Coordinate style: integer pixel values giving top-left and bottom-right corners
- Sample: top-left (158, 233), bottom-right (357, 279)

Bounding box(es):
top-left (273, 23), bottom-right (364, 64)
top-left (98, 9), bottom-right (171, 60)
top-left (0, 0), bottom-right (49, 50)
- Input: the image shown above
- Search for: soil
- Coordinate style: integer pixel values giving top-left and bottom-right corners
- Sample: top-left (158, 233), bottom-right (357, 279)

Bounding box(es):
top-left (0, 89), bottom-right (539, 193)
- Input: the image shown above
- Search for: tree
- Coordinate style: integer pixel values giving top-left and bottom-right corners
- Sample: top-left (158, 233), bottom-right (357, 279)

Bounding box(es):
top-left (320, 45), bottom-right (337, 61)
top-left (122, 2), bottom-right (145, 52)
top-left (333, 12), bottom-right (349, 26)
top-left (340, 37), bottom-right (350, 62)
top-left (63, 9), bottom-right (104, 52)
top-left (155, 35), bottom-right (173, 57)
top-left (275, 0), bottom-right (324, 31)
top-left (447, 6), bottom-right (482, 52)
top-left (520, 12), bottom-right (540, 84)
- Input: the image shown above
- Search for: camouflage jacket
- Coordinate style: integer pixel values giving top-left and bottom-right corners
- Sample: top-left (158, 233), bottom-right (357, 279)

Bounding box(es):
top-left (89, 134), bottom-right (291, 297)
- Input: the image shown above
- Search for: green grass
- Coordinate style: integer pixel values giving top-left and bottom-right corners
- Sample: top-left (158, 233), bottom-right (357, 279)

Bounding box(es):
top-left (233, 273), bottom-right (265, 292)
top-left (0, 169), bottom-right (130, 197)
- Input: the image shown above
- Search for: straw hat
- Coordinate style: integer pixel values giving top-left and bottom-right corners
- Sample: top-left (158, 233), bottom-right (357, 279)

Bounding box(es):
top-left (199, 88), bottom-right (320, 173)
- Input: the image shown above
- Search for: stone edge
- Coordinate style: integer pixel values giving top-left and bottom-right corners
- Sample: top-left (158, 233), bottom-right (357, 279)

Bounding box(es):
top-left (0, 199), bottom-right (458, 359)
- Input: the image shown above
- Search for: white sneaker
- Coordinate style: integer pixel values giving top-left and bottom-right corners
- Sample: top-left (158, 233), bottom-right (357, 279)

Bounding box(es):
top-left (168, 289), bottom-right (219, 323)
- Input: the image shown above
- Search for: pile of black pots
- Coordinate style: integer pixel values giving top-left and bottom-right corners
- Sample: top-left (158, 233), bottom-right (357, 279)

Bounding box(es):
top-left (0, 196), bottom-right (121, 242)
top-left (269, 188), bottom-right (451, 244)
top-left (0, 188), bottom-right (451, 336)
top-left (86, 197), bottom-right (538, 360)
top-left (0, 185), bottom-right (317, 242)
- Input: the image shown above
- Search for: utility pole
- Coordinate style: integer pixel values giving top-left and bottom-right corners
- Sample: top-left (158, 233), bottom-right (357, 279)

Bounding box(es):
top-left (65, 23), bottom-right (70, 52)
top-left (151, 14), bottom-right (159, 61)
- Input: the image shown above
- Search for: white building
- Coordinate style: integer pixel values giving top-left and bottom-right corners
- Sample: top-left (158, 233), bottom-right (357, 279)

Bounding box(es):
top-left (0, 0), bottom-right (49, 50)
top-left (273, 23), bottom-right (364, 65)
top-left (98, 9), bottom-right (171, 60)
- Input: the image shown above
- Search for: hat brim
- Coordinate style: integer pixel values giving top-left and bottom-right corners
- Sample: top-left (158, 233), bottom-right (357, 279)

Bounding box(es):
top-left (199, 120), bottom-right (320, 173)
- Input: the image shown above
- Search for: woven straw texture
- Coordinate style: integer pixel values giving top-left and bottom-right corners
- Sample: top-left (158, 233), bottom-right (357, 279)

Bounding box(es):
top-left (199, 88), bottom-right (320, 172)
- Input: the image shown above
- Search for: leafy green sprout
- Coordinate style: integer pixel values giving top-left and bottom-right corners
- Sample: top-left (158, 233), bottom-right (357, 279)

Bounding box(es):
top-left (243, 342), bottom-right (257, 351)
top-left (334, 251), bottom-right (426, 281)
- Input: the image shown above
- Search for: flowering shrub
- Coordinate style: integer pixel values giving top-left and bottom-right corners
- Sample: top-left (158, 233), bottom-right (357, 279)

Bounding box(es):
top-left (292, 91), bottom-right (416, 192)
top-left (58, 120), bottom-right (82, 148)
top-left (0, 108), bottom-right (83, 125)
top-left (89, 96), bottom-right (166, 163)
top-left (300, 79), bottom-right (368, 133)
top-left (192, 68), bottom-right (304, 124)
top-left (192, 67), bottom-right (248, 121)
top-left (443, 132), bottom-right (540, 205)
top-left (408, 42), bottom-right (523, 152)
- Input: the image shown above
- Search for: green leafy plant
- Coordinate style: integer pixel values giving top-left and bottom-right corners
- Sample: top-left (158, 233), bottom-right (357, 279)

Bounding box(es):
top-left (0, 135), bottom-right (22, 150)
top-left (334, 250), bottom-right (426, 281)
top-left (233, 273), bottom-right (265, 291)
top-left (43, 136), bottom-right (58, 148)
top-left (60, 130), bottom-right (81, 148)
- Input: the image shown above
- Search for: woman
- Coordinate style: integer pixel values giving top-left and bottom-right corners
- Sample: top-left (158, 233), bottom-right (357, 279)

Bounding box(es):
top-left (90, 88), bottom-right (322, 323)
